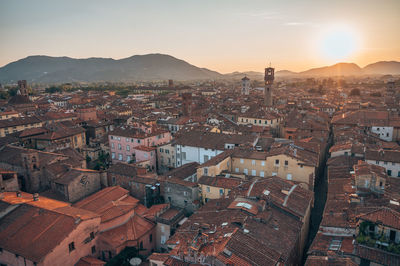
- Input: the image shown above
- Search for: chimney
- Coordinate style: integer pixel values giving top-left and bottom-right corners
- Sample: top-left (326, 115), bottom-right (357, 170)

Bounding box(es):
top-left (137, 167), bottom-right (147, 175)
top-left (33, 193), bottom-right (39, 201)
top-left (16, 191), bottom-right (21, 197)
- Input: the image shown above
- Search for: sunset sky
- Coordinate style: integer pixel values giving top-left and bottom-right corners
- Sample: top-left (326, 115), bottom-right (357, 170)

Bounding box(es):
top-left (0, 0), bottom-right (399, 73)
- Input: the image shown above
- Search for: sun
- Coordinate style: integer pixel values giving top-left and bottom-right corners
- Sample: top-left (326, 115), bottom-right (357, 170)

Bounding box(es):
top-left (319, 25), bottom-right (359, 61)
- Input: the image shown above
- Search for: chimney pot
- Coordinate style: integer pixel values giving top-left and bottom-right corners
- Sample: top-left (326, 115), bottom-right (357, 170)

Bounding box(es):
top-left (33, 193), bottom-right (39, 201)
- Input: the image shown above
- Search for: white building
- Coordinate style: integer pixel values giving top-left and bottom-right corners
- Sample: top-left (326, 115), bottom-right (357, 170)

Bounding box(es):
top-left (371, 126), bottom-right (394, 141)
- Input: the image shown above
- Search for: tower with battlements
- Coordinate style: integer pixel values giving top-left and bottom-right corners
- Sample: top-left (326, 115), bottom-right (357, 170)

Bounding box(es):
top-left (264, 67), bottom-right (274, 107)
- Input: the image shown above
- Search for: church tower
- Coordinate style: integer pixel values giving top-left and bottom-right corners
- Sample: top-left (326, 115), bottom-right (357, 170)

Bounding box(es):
top-left (264, 67), bottom-right (274, 107)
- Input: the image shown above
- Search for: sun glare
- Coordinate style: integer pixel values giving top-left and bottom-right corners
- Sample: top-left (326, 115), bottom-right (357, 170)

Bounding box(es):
top-left (319, 25), bottom-right (359, 62)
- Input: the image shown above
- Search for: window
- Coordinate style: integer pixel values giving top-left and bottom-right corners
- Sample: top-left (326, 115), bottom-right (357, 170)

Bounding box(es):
top-left (379, 181), bottom-right (383, 187)
top-left (287, 174), bottom-right (292, 180)
top-left (181, 152), bottom-right (186, 160)
top-left (137, 139), bottom-right (141, 144)
top-left (111, 152), bottom-right (116, 159)
top-left (126, 145), bottom-right (130, 151)
top-left (206, 186), bottom-right (210, 192)
top-left (118, 143), bottom-right (121, 150)
top-left (204, 155), bottom-right (209, 162)
top-left (161, 225), bottom-right (165, 233)
top-left (111, 142), bottom-right (115, 149)
top-left (149, 234), bottom-right (153, 243)
top-left (118, 153), bottom-right (123, 161)
top-left (165, 150), bottom-right (170, 154)
top-left (272, 172), bottom-right (277, 176)
top-left (111, 136), bottom-right (114, 140)
top-left (376, 161), bottom-right (379, 165)
top-left (388, 170), bottom-right (392, 176)
top-left (240, 159), bottom-right (244, 164)
top-left (126, 138), bottom-right (130, 142)
top-left (220, 189), bottom-right (224, 196)
top-left (260, 171), bottom-right (265, 177)
top-left (90, 232), bottom-right (95, 240)
top-left (183, 191), bottom-right (188, 196)
top-left (275, 159), bottom-right (279, 166)
top-left (251, 160), bottom-right (255, 165)
top-left (251, 170), bottom-right (256, 176)
top-left (398, 171), bottom-right (400, 177)
top-left (160, 148), bottom-right (163, 152)
top-left (91, 246), bottom-right (96, 254)
top-left (127, 155), bottom-right (131, 162)
top-left (284, 160), bottom-right (288, 166)
top-left (68, 242), bottom-right (75, 252)
top-left (140, 241), bottom-right (143, 250)
top-left (261, 161), bottom-right (265, 166)
top-left (204, 168), bottom-right (208, 175)
top-left (161, 235), bottom-right (166, 244)
top-left (244, 168), bottom-right (248, 175)
top-left (235, 167), bottom-right (239, 173)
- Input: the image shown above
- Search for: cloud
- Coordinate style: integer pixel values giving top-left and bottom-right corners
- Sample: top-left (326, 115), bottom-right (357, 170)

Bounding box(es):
top-left (284, 22), bottom-right (319, 27)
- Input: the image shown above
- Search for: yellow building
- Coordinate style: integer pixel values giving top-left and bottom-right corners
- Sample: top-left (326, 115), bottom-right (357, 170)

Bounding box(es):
top-left (0, 116), bottom-right (42, 137)
top-left (237, 110), bottom-right (282, 129)
top-left (196, 146), bottom-right (318, 191)
top-left (198, 175), bottom-right (242, 204)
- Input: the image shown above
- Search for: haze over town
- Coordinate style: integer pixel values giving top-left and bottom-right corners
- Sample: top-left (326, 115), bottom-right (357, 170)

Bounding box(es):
top-left (0, 1), bottom-right (400, 266)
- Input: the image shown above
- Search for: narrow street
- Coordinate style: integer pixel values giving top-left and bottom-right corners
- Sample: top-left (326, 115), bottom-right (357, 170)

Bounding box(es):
top-left (303, 128), bottom-right (333, 263)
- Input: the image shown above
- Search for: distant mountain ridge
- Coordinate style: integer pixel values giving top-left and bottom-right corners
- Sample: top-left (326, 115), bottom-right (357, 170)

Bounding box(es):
top-left (0, 54), bottom-right (399, 83)
top-left (0, 54), bottom-right (222, 83)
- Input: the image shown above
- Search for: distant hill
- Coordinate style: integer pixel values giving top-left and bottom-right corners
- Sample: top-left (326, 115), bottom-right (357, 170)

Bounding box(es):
top-left (363, 61), bottom-right (400, 75)
top-left (299, 63), bottom-right (362, 76)
top-left (0, 54), bottom-right (222, 83)
top-left (0, 54), bottom-right (399, 83)
top-left (223, 71), bottom-right (264, 80)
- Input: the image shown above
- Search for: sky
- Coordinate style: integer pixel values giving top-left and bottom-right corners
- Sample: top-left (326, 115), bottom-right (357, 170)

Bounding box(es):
top-left (0, 0), bottom-right (399, 73)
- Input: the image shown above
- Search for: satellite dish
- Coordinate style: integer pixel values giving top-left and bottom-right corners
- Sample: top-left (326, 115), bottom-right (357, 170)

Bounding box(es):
top-left (129, 257), bottom-right (142, 266)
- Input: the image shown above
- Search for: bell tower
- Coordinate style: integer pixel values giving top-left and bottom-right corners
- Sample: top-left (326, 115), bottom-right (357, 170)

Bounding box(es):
top-left (241, 76), bottom-right (250, 95)
top-left (264, 67), bottom-right (274, 107)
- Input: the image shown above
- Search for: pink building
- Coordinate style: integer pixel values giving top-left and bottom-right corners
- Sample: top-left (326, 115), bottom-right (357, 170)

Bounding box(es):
top-left (74, 186), bottom-right (157, 261)
top-left (133, 145), bottom-right (157, 171)
top-left (109, 126), bottom-right (171, 165)
top-left (0, 191), bottom-right (101, 266)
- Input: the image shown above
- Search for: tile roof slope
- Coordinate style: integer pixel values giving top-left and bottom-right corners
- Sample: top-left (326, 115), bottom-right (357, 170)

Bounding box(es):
top-left (99, 213), bottom-right (155, 247)
top-left (163, 162), bottom-right (200, 179)
top-left (0, 204), bottom-right (79, 263)
top-left (357, 207), bottom-right (400, 230)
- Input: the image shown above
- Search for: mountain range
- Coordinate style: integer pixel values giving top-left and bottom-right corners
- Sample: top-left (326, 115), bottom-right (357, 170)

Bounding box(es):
top-left (0, 54), bottom-right (399, 83)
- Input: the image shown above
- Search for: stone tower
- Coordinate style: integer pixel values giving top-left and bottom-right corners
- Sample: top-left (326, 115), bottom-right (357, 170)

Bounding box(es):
top-left (241, 76), bottom-right (250, 95)
top-left (264, 67), bottom-right (274, 107)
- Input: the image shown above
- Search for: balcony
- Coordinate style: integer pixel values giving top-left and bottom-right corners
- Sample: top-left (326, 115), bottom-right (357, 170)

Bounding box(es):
top-left (357, 221), bottom-right (400, 254)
